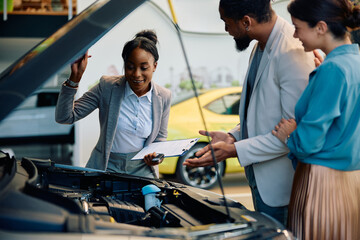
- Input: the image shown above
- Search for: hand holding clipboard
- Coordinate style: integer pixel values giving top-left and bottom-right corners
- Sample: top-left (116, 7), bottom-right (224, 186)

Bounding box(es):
top-left (131, 138), bottom-right (199, 160)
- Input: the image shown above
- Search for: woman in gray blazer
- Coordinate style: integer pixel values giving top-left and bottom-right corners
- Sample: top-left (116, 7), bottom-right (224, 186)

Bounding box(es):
top-left (56, 30), bottom-right (171, 178)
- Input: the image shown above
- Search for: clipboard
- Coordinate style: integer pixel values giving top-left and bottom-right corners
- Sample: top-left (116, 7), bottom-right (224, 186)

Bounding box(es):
top-left (131, 138), bottom-right (200, 160)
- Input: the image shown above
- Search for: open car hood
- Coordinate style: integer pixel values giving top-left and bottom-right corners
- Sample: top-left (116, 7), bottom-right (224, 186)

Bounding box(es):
top-left (0, 151), bottom-right (293, 239)
top-left (0, 0), bottom-right (145, 122)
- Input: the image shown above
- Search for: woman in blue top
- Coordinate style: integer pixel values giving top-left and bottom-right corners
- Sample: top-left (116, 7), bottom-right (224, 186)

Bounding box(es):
top-left (272, 0), bottom-right (360, 239)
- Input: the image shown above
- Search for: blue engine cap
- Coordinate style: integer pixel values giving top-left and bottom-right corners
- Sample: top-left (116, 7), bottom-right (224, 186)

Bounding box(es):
top-left (142, 184), bottom-right (161, 195)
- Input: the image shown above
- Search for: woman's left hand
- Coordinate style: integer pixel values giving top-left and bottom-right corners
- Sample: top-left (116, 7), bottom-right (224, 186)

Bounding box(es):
top-left (272, 118), bottom-right (297, 143)
top-left (313, 49), bottom-right (324, 67)
top-left (144, 152), bottom-right (163, 166)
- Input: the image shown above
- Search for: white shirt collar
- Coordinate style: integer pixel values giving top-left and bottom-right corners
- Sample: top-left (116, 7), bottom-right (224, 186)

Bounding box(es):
top-left (125, 81), bottom-right (152, 102)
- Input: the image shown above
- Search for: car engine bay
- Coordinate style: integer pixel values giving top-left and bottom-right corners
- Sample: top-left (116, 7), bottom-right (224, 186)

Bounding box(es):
top-left (0, 151), bottom-right (292, 239)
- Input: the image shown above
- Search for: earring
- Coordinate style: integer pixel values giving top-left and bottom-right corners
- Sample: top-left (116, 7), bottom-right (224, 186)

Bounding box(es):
top-left (245, 26), bottom-right (249, 31)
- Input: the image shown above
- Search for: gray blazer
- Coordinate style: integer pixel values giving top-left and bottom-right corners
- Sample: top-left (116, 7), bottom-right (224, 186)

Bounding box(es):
top-left (56, 75), bottom-right (171, 173)
top-left (229, 17), bottom-right (314, 207)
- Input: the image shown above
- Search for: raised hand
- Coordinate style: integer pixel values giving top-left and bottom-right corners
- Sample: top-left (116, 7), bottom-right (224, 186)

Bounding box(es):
top-left (69, 51), bottom-right (91, 83)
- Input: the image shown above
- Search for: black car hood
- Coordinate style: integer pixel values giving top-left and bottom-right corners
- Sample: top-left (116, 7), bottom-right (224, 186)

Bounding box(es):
top-left (0, 0), bottom-right (145, 122)
top-left (0, 151), bottom-right (292, 239)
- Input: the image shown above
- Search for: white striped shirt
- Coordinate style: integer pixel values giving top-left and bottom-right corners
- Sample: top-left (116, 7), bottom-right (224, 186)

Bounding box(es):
top-left (111, 81), bottom-right (153, 153)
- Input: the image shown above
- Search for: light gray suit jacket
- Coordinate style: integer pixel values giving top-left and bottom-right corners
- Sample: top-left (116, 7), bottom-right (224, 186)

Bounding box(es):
top-left (229, 17), bottom-right (314, 207)
top-left (56, 75), bottom-right (171, 174)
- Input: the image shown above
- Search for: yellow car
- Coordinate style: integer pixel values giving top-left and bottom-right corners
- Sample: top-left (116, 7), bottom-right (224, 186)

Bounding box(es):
top-left (160, 87), bottom-right (244, 189)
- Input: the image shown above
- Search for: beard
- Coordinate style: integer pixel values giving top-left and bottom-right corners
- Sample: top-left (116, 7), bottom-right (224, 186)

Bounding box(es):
top-left (234, 35), bottom-right (252, 51)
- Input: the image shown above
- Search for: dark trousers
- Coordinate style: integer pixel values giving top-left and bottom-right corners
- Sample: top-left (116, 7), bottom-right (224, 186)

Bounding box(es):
top-left (244, 165), bottom-right (288, 226)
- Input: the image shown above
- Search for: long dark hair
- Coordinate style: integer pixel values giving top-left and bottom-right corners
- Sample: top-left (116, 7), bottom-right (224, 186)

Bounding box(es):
top-left (219, 0), bottom-right (273, 23)
top-left (288, 0), bottom-right (360, 39)
top-left (122, 30), bottom-right (159, 63)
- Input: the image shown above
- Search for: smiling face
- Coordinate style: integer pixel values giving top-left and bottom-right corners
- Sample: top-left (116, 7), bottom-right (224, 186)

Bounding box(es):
top-left (124, 47), bottom-right (157, 96)
top-left (291, 16), bottom-right (319, 52)
top-left (219, 7), bottom-right (252, 51)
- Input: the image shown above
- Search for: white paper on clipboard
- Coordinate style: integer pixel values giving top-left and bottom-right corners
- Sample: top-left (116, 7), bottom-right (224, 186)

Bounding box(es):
top-left (131, 138), bottom-right (200, 160)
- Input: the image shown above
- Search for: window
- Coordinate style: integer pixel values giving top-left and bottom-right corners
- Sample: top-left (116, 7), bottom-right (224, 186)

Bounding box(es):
top-left (37, 92), bottom-right (59, 107)
top-left (16, 91), bottom-right (59, 109)
top-left (6, 0), bottom-right (77, 15)
top-left (17, 94), bottom-right (37, 109)
top-left (205, 93), bottom-right (241, 115)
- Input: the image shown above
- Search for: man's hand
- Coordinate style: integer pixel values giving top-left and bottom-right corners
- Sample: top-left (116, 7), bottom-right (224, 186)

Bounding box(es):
top-left (183, 141), bottom-right (237, 167)
top-left (199, 130), bottom-right (236, 144)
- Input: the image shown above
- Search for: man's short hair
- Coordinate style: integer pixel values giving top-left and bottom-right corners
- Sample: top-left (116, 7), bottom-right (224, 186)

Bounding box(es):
top-left (220, 0), bottom-right (273, 23)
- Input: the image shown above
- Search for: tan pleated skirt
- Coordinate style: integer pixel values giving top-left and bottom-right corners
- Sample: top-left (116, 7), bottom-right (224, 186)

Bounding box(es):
top-left (288, 162), bottom-right (360, 240)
